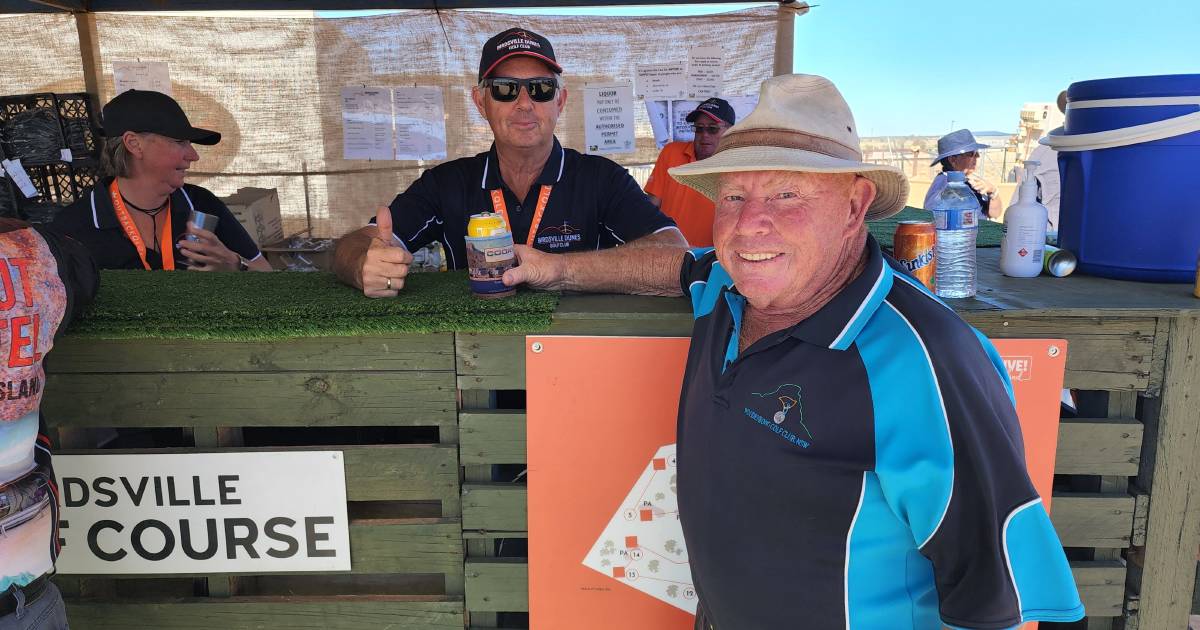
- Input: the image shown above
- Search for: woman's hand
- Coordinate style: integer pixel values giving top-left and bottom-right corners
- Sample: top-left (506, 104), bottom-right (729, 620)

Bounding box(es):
top-left (966, 172), bottom-right (997, 197)
top-left (177, 222), bottom-right (241, 271)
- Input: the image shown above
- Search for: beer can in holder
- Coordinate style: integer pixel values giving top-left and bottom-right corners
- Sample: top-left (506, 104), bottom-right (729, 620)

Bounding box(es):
top-left (465, 212), bottom-right (517, 299)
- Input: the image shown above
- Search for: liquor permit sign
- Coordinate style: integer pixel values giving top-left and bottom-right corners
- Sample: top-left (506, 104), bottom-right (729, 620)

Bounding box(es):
top-left (55, 451), bottom-right (351, 574)
top-left (584, 82), bottom-right (635, 154)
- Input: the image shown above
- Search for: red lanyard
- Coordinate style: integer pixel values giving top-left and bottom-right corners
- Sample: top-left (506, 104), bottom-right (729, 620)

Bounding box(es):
top-left (109, 180), bottom-right (175, 271)
top-left (490, 185), bottom-right (552, 247)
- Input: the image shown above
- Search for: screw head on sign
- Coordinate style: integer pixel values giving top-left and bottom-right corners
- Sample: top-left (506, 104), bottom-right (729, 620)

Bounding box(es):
top-left (1048, 346), bottom-right (1060, 357)
top-left (532, 342), bottom-right (544, 353)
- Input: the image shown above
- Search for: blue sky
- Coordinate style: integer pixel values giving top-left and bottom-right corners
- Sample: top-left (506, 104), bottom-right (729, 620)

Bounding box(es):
top-left (324, 1), bottom-right (1200, 136)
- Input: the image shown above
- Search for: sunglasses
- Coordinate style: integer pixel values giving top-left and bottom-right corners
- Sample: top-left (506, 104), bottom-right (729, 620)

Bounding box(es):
top-left (481, 77), bottom-right (559, 103)
top-left (693, 125), bottom-right (725, 135)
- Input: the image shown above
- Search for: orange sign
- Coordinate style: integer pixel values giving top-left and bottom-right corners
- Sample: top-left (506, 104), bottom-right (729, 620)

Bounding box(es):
top-left (527, 336), bottom-right (1067, 630)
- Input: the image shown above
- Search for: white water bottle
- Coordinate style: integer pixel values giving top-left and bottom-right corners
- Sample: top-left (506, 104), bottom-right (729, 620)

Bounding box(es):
top-left (1000, 162), bottom-right (1049, 278)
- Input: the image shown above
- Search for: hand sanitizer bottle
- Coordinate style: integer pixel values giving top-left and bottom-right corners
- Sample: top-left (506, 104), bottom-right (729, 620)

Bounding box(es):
top-left (1000, 161), bottom-right (1049, 278)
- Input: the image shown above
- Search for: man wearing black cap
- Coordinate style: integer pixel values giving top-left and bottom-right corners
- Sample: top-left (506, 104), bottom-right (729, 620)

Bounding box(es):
top-left (644, 98), bottom-right (735, 247)
top-left (52, 90), bottom-right (272, 272)
top-left (334, 27), bottom-right (684, 298)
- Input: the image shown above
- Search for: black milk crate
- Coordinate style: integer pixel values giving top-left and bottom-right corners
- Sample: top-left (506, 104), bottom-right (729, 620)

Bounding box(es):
top-left (19, 202), bottom-right (65, 225)
top-left (13, 162), bottom-right (78, 209)
top-left (0, 93), bottom-right (69, 166)
top-left (0, 175), bottom-right (18, 219)
top-left (71, 157), bottom-right (101, 193)
top-left (56, 92), bottom-right (100, 159)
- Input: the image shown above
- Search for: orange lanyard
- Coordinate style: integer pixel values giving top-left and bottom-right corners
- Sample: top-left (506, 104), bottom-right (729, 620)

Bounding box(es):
top-left (109, 180), bottom-right (175, 271)
top-left (490, 185), bottom-right (552, 247)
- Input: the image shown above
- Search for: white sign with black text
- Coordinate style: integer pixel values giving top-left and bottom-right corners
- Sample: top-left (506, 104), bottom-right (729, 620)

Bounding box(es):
top-left (635, 63), bottom-right (687, 101)
top-left (393, 86), bottom-right (447, 161)
top-left (112, 62), bottom-right (172, 96)
top-left (584, 82), bottom-right (635, 155)
top-left (686, 47), bottom-right (723, 99)
top-left (55, 452), bottom-right (351, 574)
top-left (341, 87), bottom-right (394, 161)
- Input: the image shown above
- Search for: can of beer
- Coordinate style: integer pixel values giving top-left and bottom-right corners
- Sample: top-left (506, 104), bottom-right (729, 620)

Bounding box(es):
top-left (465, 212), bottom-right (517, 299)
top-left (1042, 245), bottom-right (1077, 278)
top-left (893, 220), bottom-right (936, 291)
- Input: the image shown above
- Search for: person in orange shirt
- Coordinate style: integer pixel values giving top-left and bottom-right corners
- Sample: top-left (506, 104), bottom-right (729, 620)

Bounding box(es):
top-left (644, 98), bottom-right (735, 247)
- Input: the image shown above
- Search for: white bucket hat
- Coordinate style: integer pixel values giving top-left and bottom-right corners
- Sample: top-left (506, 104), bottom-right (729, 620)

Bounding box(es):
top-left (668, 74), bottom-right (909, 221)
top-left (930, 128), bottom-right (989, 165)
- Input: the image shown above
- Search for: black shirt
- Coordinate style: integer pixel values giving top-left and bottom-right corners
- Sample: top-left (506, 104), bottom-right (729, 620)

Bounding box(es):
top-left (52, 177), bottom-right (262, 270)
top-left (674, 237), bottom-right (1084, 628)
top-left (383, 137), bottom-right (676, 269)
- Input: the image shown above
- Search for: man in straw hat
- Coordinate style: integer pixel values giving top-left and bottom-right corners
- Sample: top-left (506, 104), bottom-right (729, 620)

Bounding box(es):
top-left (503, 74), bottom-right (1083, 629)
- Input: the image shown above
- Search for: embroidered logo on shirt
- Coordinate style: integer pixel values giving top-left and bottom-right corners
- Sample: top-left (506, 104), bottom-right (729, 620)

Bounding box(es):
top-left (535, 221), bottom-right (583, 250)
top-left (744, 383), bottom-right (812, 448)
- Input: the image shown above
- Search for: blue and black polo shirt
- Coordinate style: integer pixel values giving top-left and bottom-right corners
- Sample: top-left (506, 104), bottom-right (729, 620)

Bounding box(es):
top-left (676, 235), bottom-right (1084, 629)
top-left (382, 137), bottom-right (677, 268)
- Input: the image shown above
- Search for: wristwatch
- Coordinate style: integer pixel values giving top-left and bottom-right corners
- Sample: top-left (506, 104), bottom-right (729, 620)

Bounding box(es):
top-left (237, 257), bottom-right (250, 272)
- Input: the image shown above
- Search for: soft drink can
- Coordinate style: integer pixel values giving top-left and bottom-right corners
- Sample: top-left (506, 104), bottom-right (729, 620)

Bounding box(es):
top-left (1042, 245), bottom-right (1077, 278)
top-left (893, 220), bottom-right (936, 291)
top-left (465, 212), bottom-right (516, 299)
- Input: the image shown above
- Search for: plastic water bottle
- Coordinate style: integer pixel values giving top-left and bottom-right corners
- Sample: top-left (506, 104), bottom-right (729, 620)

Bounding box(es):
top-left (929, 171), bottom-right (980, 298)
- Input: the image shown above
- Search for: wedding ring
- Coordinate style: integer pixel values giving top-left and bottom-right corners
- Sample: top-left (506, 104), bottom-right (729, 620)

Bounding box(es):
top-left (386, 277), bottom-right (393, 290)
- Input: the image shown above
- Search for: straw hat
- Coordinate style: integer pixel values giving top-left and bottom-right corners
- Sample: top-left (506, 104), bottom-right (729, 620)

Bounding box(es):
top-left (668, 74), bottom-right (909, 221)
top-left (929, 128), bottom-right (988, 165)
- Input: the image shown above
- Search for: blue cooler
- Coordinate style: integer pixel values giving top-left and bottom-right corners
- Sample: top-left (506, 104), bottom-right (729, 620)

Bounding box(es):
top-left (1048, 74), bottom-right (1200, 282)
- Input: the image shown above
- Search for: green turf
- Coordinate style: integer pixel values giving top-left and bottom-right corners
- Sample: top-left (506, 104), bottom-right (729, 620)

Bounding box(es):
top-left (69, 270), bottom-right (559, 340)
top-left (869, 206), bottom-right (1004, 249)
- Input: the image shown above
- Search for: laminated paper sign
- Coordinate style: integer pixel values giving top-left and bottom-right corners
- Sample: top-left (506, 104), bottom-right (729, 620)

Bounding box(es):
top-left (635, 63), bottom-right (686, 101)
top-left (393, 86), bottom-right (447, 161)
top-left (644, 100), bottom-right (672, 149)
top-left (341, 87), bottom-right (394, 161)
top-left (55, 451), bottom-right (351, 574)
top-left (526, 336), bottom-right (1066, 629)
top-left (584, 82), bottom-right (635, 155)
top-left (113, 62), bottom-right (172, 96)
top-left (686, 47), bottom-right (723, 99)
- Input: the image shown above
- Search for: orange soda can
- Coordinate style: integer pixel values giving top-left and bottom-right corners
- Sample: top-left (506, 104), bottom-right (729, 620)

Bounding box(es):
top-left (894, 220), bottom-right (936, 291)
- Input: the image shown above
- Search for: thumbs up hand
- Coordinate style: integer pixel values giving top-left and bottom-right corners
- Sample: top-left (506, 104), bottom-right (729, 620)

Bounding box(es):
top-left (361, 206), bottom-right (414, 298)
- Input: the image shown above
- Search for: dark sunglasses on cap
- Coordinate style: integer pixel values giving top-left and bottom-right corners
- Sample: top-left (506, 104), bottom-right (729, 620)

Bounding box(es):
top-left (481, 77), bottom-right (559, 103)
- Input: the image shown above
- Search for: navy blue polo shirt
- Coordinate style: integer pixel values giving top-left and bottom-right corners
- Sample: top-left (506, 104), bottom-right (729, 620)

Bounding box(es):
top-left (676, 236), bottom-right (1084, 629)
top-left (52, 178), bottom-right (262, 270)
top-left (382, 137), bottom-right (676, 269)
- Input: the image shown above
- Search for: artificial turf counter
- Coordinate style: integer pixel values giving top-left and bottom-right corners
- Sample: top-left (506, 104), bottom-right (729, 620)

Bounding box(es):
top-left (69, 269), bottom-right (560, 340)
top-left (67, 208), bottom-right (997, 341)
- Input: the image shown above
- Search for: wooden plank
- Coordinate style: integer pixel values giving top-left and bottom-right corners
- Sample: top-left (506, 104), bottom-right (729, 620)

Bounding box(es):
top-left (1135, 317), bottom-right (1200, 630)
top-left (1147, 316), bottom-right (1170, 396)
top-left (460, 411), bottom-right (526, 466)
top-left (462, 484), bottom-right (526, 533)
top-left (348, 519), bottom-right (463, 575)
top-left (460, 558), bottom-right (1125, 617)
top-left (64, 597), bottom-right (464, 629)
top-left (463, 486), bottom-right (1135, 549)
top-left (1072, 561), bottom-right (1128, 618)
top-left (465, 559), bottom-right (527, 612)
top-left (343, 445), bottom-right (459, 504)
top-left (1054, 417), bottom-right (1142, 476)
top-left (48, 335), bottom-right (456, 373)
top-left (965, 314), bottom-right (1155, 391)
top-left (455, 335), bottom-right (525, 390)
top-left (43, 372), bottom-right (456, 428)
top-left (460, 389), bottom-right (496, 626)
top-left (1052, 493), bottom-right (1136, 548)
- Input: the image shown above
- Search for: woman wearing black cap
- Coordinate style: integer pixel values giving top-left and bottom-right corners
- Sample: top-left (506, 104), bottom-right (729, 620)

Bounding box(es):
top-left (52, 90), bottom-right (272, 271)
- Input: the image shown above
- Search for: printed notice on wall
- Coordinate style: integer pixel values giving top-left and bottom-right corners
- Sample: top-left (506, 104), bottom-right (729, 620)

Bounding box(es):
top-left (635, 63), bottom-right (686, 101)
top-left (686, 47), bottom-right (723, 99)
top-left (393, 86), bottom-right (447, 161)
top-left (341, 87), bottom-right (394, 161)
top-left (585, 82), bottom-right (635, 155)
top-left (55, 452), bottom-right (351, 574)
top-left (112, 62), bottom-right (172, 96)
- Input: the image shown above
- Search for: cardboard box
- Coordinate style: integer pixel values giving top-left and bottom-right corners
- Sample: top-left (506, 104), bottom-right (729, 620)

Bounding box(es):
top-left (223, 187), bottom-right (283, 247)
